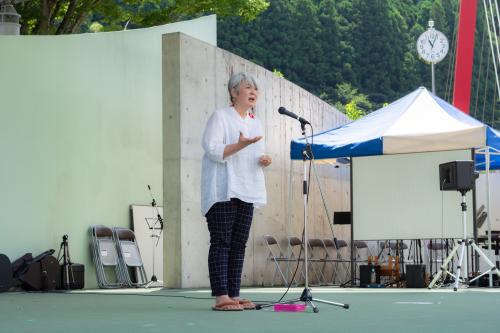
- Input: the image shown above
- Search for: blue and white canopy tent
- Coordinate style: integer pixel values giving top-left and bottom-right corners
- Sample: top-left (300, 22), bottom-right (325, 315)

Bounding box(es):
top-left (291, 87), bottom-right (489, 161)
top-left (290, 87), bottom-right (500, 273)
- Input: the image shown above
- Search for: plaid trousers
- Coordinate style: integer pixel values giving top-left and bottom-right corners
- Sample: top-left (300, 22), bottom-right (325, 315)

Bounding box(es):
top-left (206, 198), bottom-right (254, 297)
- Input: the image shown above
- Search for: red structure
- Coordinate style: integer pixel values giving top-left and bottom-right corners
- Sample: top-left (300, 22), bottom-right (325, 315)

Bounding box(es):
top-left (452, 0), bottom-right (478, 114)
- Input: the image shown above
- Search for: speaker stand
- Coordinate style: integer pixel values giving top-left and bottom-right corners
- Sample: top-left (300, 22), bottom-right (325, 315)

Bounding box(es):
top-left (428, 191), bottom-right (500, 290)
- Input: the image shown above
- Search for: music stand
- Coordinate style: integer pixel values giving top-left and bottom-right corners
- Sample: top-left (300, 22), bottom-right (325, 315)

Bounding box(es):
top-left (144, 185), bottom-right (164, 288)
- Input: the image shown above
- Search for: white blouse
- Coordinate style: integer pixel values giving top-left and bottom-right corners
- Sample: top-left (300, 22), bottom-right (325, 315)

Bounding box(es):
top-left (201, 106), bottom-right (267, 216)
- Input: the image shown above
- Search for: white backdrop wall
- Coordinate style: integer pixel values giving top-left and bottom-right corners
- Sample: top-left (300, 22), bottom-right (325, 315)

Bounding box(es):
top-left (476, 171), bottom-right (500, 233)
top-left (162, 33), bottom-right (351, 288)
top-left (0, 16), bottom-right (216, 288)
top-left (352, 149), bottom-right (474, 241)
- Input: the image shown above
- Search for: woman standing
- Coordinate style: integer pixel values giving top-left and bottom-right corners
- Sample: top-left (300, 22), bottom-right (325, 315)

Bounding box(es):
top-left (201, 72), bottom-right (272, 311)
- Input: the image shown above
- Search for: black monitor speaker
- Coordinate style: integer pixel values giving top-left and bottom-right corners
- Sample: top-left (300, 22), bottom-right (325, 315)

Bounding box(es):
top-left (439, 160), bottom-right (477, 192)
top-left (333, 212), bottom-right (351, 225)
top-left (406, 264), bottom-right (426, 288)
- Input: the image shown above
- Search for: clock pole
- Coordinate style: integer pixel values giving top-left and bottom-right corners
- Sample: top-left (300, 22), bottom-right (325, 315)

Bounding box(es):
top-left (431, 59), bottom-right (436, 94)
top-left (429, 20), bottom-right (436, 95)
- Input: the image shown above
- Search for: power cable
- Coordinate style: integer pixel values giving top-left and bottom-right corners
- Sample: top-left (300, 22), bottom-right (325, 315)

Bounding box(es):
top-left (33, 290), bottom-right (277, 303)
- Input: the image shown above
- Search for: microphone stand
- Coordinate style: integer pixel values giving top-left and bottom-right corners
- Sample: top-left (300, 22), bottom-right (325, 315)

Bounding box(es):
top-left (258, 120), bottom-right (349, 313)
top-left (145, 185), bottom-right (164, 288)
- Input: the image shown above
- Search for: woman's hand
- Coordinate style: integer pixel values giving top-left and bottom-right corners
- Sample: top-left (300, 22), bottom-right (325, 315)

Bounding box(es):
top-left (259, 154), bottom-right (272, 167)
top-left (238, 132), bottom-right (262, 147)
top-left (223, 132), bottom-right (262, 159)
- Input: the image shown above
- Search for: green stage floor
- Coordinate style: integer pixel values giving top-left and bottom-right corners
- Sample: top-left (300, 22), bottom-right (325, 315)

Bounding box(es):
top-left (0, 287), bottom-right (498, 333)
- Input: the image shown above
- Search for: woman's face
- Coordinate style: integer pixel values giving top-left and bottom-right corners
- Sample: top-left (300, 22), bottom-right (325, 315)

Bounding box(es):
top-left (232, 81), bottom-right (259, 110)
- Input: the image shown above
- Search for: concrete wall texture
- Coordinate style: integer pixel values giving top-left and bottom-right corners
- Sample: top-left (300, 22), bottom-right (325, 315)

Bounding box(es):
top-left (0, 16), bottom-right (216, 288)
top-left (163, 33), bottom-right (351, 288)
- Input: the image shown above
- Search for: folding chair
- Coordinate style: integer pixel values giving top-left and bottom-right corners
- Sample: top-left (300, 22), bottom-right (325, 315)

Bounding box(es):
top-left (353, 240), bottom-right (370, 283)
top-left (476, 207), bottom-right (488, 229)
top-left (90, 225), bottom-right (127, 288)
top-left (379, 240), bottom-right (408, 262)
top-left (287, 236), bottom-right (307, 286)
top-left (262, 235), bottom-right (297, 286)
top-left (307, 238), bottom-right (328, 285)
top-left (426, 239), bottom-right (451, 277)
top-left (112, 227), bottom-right (148, 287)
top-left (353, 241), bottom-right (370, 261)
top-left (322, 238), bottom-right (349, 285)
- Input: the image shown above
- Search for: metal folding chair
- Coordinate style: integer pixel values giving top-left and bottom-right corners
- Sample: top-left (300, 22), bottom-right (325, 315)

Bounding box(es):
top-left (322, 238), bottom-right (350, 285)
top-left (426, 239), bottom-right (452, 277)
top-left (112, 227), bottom-right (148, 287)
top-left (307, 238), bottom-right (328, 285)
top-left (287, 236), bottom-right (307, 286)
top-left (90, 225), bottom-right (127, 288)
top-left (353, 240), bottom-right (370, 283)
top-left (262, 235), bottom-right (297, 286)
top-left (379, 240), bottom-right (408, 262)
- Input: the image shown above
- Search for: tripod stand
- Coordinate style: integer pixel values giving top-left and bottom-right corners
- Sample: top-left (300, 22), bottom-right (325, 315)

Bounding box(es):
top-left (428, 190), bottom-right (500, 290)
top-left (57, 234), bottom-right (74, 290)
top-left (144, 185), bottom-right (164, 288)
top-left (258, 122), bottom-right (348, 313)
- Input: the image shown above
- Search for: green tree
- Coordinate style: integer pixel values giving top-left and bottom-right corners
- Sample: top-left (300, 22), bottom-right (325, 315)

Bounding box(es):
top-left (16, 0), bottom-right (269, 35)
top-left (334, 82), bottom-right (372, 115)
top-left (345, 101), bottom-right (365, 120)
top-left (352, 0), bottom-right (409, 101)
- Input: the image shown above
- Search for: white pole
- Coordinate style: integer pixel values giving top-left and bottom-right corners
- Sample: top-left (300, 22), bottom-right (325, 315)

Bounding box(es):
top-left (485, 148), bottom-right (493, 287)
top-left (432, 62), bottom-right (436, 95)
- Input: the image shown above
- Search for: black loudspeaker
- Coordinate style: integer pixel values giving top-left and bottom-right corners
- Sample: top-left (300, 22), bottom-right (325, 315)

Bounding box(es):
top-left (359, 265), bottom-right (380, 286)
top-left (333, 212), bottom-right (351, 225)
top-left (0, 254), bottom-right (13, 292)
top-left (439, 160), bottom-right (477, 191)
top-left (406, 264), bottom-right (426, 288)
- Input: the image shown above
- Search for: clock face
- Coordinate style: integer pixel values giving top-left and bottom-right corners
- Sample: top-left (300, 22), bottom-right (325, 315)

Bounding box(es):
top-left (417, 29), bottom-right (449, 63)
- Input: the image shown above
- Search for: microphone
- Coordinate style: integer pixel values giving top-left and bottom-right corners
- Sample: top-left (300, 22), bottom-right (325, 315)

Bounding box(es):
top-left (278, 107), bottom-right (310, 124)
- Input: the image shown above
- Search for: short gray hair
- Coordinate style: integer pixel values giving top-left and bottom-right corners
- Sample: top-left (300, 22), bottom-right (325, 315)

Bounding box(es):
top-left (228, 72), bottom-right (258, 103)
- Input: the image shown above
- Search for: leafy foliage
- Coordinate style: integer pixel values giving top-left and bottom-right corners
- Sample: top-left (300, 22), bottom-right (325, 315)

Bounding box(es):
top-left (345, 101), bottom-right (365, 120)
top-left (15, 0), bottom-right (269, 34)
top-left (219, 0), bottom-right (498, 127)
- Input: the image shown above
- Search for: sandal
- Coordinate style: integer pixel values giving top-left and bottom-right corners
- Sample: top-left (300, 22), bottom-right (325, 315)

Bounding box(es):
top-left (238, 299), bottom-right (256, 310)
top-left (212, 300), bottom-right (244, 311)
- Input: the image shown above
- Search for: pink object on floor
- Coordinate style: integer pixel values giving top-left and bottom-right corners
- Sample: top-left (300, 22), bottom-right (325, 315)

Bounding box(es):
top-left (274, 303), bottom-right (306, 312)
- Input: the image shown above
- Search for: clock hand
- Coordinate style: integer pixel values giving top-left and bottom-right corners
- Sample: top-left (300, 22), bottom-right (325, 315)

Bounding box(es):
top-left (431, 36), bottom-right (438, 49)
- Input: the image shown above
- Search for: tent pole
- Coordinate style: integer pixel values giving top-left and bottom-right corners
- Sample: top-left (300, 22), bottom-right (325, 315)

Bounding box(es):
top-left (350, 159), bottom-right (355, 286)
top-left (486, 148), bottom-right (493, 287)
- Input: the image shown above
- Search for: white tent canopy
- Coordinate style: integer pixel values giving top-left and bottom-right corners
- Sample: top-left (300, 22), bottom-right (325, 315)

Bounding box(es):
top-left (291, 87), bottom-right (487, 160)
